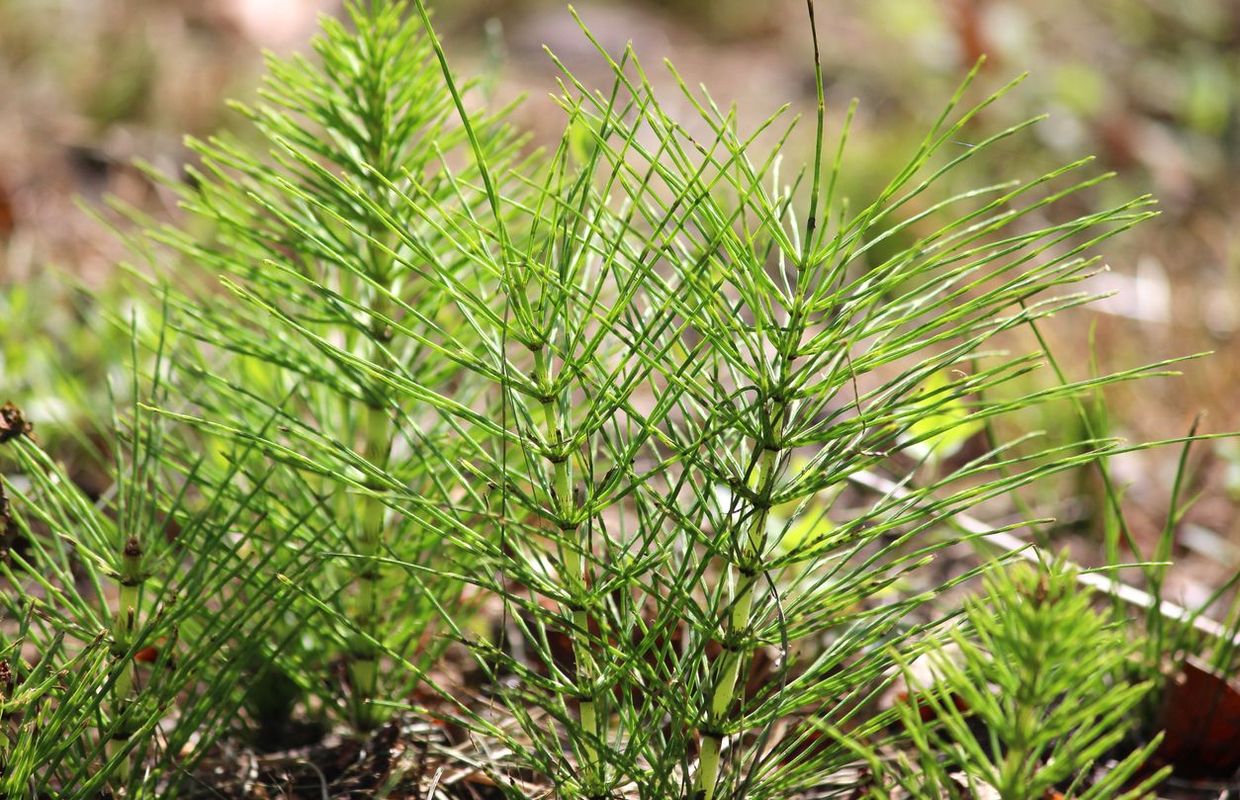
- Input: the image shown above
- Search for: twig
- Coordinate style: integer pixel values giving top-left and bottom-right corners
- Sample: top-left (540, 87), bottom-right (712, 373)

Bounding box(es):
top-left (848, 469), bottom-right (1240, 645)
top-left (294, 759), bottom-right (330, 800)
top-left (425, 767), bottom-right (443, 799)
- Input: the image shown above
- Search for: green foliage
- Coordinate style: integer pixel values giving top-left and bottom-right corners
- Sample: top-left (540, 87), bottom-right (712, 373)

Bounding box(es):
top-left (1025, 320), bottom-right (1240, 692)
top-left (120, 0), bottom-right (525, 731)
top-left (1, 2), bottom-right (1232, 798)
top-left (138, 1), bottom-right (1184, 797)
top-left (888, 557), bottom-right (1168, 800)
top-left (0, 349), bottom-right (328, 797)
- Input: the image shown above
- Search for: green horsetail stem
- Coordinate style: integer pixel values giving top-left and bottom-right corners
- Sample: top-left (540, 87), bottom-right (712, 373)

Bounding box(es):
top-left (349, 401), bottom-right (389, 728)
top-left (696, 433), bottom-right (783, 800)
top-left (109, 536), bottom-right (143, 786)
top-left (535, 346), bottom-right (603, 792)
top-left (349, 275), bottom-right (397, 729)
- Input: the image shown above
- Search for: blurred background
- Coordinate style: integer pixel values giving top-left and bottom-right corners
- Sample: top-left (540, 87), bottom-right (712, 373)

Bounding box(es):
top-left (2, 0), bottom-right (1240, 602)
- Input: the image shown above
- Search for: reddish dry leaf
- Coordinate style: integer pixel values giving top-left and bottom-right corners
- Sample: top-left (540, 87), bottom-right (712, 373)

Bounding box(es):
top-left (1153, 656), bottom-right (1240, 778)
top-left (894, 688), bottom-right (972, 723)
top-left (948, 0), bottom-right (992, 69)
top-left (0, 178), bottom-right (14, 239)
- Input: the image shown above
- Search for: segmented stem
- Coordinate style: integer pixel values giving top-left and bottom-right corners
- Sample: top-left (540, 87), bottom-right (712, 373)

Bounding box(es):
top-left (535, 347), bottom-right (603, 791)
top-left (697, 427), bottom-right (783, 800)
top-left (109, 536), bottom-right (143, 788)
top-left (698, 291), bottom-right (805, 798)
top-left (349, 396), bottom-right (390, 729)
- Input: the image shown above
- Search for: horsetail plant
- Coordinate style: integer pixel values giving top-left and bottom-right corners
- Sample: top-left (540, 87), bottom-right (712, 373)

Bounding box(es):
top-left (0, 327), bottom-right (333, 796)
top-left (120, 0), bottom-right (528, 730)
top-left (394, 4), bottom-right (1183, 797)
top-left (887, 557), bottom-right (1169, 800)
top-left (53, 0), bottom-right (1209, 797)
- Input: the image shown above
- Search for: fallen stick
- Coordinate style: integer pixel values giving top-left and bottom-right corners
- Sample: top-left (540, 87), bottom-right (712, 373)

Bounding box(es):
top-left (848, 469), bottom-right (1240, 645)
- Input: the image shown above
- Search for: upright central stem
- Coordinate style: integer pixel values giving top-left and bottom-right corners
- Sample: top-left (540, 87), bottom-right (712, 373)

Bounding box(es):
top-left (349, 237), bottom-right (396, 730)
top-left (697, 411), bottom-right (785, 800)
top-left (698, 293), bottom-right (804, 800)
top-left (348, 45), bottom-right (404, 728)
top-left (535, 347), bottom-right (601, 791)
top-left (109, 536), bottom-right (144, 789)
top-left (350, 397), bottom-right (389, 728)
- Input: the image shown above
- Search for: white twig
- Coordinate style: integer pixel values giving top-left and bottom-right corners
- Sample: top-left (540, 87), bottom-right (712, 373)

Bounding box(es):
top-left (425, 767), bottom-right (443, 799)
top-left (849, 469), bottom-right (1240, 645)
